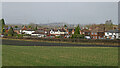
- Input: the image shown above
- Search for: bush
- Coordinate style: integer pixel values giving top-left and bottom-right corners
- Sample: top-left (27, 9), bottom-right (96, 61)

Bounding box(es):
top-left (55, 36), bottom-right (61, 38)
top-left (16, 34), bottom-right (23, 38)
top-left (71, 34), bottom-right (84, 39)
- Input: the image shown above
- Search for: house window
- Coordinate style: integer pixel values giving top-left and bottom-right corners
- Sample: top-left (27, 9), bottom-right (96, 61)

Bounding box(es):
top-left (109, 35), bottom-right (112, 37)
top-left (93, 36), bottom-right (97, 39)
top-left (95, 36), bottom-right (97, 39)
top-left (99, 36), bottom-right (101, 39)
top-left (95, 33), bottom-right (97, 35)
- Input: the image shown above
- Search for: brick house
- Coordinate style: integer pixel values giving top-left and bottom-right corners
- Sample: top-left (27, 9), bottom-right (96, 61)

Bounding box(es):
top-left (80, 29), bottom-right (91, 39)
top-left (80, 29), bottom-right (90, 36)
top-left (90, 27), bottom-right (105, 39)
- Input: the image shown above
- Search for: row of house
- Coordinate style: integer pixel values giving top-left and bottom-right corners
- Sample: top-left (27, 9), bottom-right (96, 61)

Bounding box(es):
top-left (14, 25), bottom-right (120, 39)
top-left (81, 28), bottom-right (120, 39)
top-left (21, 27), bottom-right (69, 38)
top-left (2, 24), bottom-right (119, 40)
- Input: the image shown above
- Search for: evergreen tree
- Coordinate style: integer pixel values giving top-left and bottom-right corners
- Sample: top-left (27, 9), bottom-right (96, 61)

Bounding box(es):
top-left (8, 27), bottom-right (14, 36)
top-left (0, 19), bottom-right (6, 34)
top-left (71, 25), bottom-right (84, 39)
top-left (74, 25), bottom-right (80, 35)
top-left (0, 19), bottom-right (5, 27)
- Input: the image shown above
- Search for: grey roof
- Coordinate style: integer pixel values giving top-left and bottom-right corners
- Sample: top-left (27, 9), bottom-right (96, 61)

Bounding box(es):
top-left (36, 30), bottom-right (45, 32)
top-left (13, 28), bottom-right (20, 30)
top-left (107, 29), bottom-right (120, 33)
top-left (26, 29), bottom-right (34, 31)
top-left (90, 27), bottom-right (105, 33)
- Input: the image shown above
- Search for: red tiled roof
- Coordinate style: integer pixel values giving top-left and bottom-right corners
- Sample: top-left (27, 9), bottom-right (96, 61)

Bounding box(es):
top-left (22, 26), bottom-right (27, 30)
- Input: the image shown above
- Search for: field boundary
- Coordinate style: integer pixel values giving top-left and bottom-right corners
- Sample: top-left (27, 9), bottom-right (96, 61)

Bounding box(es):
top-left (2, 38), bottom-right (120, 46)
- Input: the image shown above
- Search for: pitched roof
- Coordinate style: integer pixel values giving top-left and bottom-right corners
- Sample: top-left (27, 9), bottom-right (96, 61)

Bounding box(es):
top-left (22, 26), bottom-right (27, 30)
top-left (58, 29), bottom-right (66, 32)
top-left (81, 29), bottom-right (90, 32)
top-left (51, 29), bottom-right (58, 32)
top-left (26, 29), bottom-right (34, 31)
top-left (107, 29), bottom-right (120, 33)
top-left (13, 28), bottom-right (20, 30)
top-left (90, 27), bottom-right (105, 33)
top-left (36, 30), bottom-right (45, 32)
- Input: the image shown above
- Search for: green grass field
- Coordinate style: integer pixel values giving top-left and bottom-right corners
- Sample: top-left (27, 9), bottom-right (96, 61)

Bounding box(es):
top-left (2, 45), bottom-right (118, 66)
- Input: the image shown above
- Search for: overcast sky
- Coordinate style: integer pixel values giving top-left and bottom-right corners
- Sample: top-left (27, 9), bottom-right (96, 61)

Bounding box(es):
top-left (2, 2), bottom-right (118, 24)
top-left (1, 0), bottom-right (120, 2)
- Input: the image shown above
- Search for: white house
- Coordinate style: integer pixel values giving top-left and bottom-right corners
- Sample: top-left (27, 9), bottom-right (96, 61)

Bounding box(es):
top-left (50, 29), bottom-right (60, 35)
top-left (31, 30), bottom-right (47, 38)
top-left (50, 29), bottom-right (68, 36)
top-left (105, 29), bottom-right (120, 39)
top-left (20, 29), bottom-right (35, 35)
